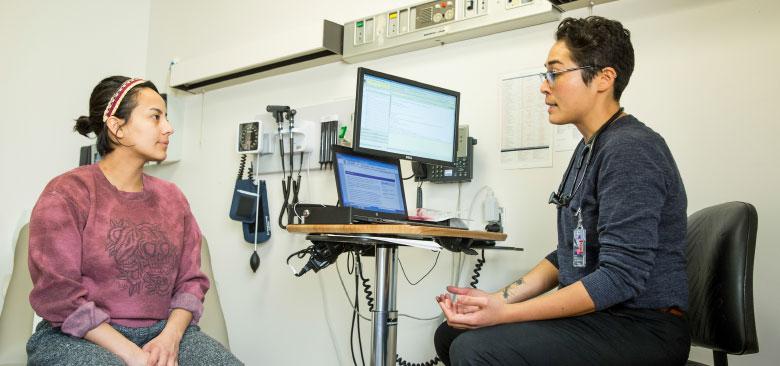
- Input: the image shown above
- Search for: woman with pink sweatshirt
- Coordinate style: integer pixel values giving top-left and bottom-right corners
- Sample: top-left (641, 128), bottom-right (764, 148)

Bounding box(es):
top-left (26, 76), bottom-right (242, 366)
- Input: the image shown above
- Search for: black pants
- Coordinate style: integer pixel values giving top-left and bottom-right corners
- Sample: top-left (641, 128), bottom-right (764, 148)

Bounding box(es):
top-left (434, 307), bottom-right (690, 366)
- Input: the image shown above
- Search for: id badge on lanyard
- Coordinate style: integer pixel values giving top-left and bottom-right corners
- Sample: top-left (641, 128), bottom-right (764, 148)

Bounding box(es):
top-left (573, 207), bottom-right (586, 267)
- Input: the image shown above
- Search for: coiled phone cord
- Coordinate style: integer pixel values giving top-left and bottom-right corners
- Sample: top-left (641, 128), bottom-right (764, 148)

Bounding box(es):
top-left (469, 250), bottom-right (486, 289)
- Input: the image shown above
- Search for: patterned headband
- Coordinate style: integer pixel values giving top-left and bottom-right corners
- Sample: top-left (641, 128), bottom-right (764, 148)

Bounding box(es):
top-left (102, 78), bottom-right (146, 122)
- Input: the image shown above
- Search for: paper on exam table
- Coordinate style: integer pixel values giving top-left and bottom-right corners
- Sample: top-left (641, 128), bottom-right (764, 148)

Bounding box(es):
top-left (323, 234), bottom-right (441, 251)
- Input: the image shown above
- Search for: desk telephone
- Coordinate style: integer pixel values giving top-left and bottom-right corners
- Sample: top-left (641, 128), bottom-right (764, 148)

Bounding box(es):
top-left (413, 125), bottom-right (476, 183)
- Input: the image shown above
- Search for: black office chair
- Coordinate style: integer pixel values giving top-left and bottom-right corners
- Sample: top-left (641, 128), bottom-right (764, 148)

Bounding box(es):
top-left (685, 202), bottom-right (758, 366)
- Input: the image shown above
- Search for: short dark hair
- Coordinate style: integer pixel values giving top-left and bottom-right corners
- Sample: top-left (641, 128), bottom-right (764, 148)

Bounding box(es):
top-left (74, 76), bottom-right (159, 156)
top-left (555, 16), bottom-right (634, 101)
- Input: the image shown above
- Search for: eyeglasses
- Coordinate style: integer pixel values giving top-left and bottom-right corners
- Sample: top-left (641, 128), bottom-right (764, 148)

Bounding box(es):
top-left (538, 66), bottom-right (595, 86)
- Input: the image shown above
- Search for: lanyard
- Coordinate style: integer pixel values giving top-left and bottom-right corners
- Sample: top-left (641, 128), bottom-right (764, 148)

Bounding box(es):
top-left (548, 108), bottom-right (625, 208)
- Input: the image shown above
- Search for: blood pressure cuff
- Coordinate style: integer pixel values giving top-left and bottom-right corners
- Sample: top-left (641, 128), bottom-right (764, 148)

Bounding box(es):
top-left (230, 179), bottom-right (272, 244)
top-left (229, 179), bottom-right (259, 223)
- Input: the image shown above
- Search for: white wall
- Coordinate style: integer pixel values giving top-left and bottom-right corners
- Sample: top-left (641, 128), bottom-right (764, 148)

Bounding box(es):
top-left (0, 0), bottom-right (151, 305)
top-left (144, 0), bottom-right (780, 365)
top-left (2, 0), bottom-right (777, 365)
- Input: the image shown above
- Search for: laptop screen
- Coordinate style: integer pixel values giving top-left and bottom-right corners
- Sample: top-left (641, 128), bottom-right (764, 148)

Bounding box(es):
top-left (334, 149), bottom-right (407, 216)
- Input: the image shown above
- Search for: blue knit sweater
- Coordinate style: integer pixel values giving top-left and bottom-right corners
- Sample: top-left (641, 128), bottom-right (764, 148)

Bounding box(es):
top-left (545, 115), bottom-right (688, 311)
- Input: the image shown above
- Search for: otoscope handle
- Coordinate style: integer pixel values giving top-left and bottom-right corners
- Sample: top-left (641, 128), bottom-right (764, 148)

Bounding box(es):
top-left (266, 105), bottom-right (290, 123)
top-left (266, 105), bottom-right (290, 113)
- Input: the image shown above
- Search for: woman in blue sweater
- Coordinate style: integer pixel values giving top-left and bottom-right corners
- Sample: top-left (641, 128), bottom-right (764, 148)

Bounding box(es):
top-left (434, 16), bottom-right (689, 366)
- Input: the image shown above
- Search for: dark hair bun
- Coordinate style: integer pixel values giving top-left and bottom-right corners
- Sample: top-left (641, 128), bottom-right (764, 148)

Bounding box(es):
top-left (73, 115), bottom-right (101, 137)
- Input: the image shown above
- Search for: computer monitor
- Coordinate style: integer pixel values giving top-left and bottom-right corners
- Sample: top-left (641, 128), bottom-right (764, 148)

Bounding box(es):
top-left (353, 67), bottom-right (459, 166)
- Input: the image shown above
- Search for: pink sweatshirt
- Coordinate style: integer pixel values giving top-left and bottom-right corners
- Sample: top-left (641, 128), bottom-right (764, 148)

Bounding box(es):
top-left (28, 164), bottom-right (209, 338)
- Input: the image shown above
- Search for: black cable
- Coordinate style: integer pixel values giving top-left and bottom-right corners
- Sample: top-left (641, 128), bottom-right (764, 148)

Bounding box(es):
top-left (344, 252), bottom-right (358, 366)
top-left (237, 154), bottom-right (247, 180)
top-left (354, 254), bottom-right (366, 366)
top-left (398, 251), bottom-right (441, 286)
top-left (317, 247), bottom-right (486, 366)
top-left (356, 252), bottom-right (442, 366)
top-left (355, 254), bottom-right (374, 312)
top-left (372, 249), bottom-right (485, 366)
top-left (397, 355), bottom-right (441, 366)
top-left (287, 110), bottom-right (295, 184)
top-left (276, 110), bottom-right (293, 229)
top-left (402, 174), bottom-right (415, 180)
top-left (346, 251), bottom-right (355, 275)
top-left (270, 106), bottom-right (292, 229)
top-left (278, 177), bottom-right (291, 229)
top-left (350, 292), bottom-right (358, 366)
top-left (285, 246), bottom-right (314, 277)
top-left (285, 247), bottom-right (312, 264)
top-left (395, 250), bottom-right (449, 366)
top-left (416, 182), bottom-right (424, 209)
top-left (297, 151), bottom-right (304, 175)
top-left (277, 126), bottom-right (291, 229)
top-left (277, 133), bottom-right (286, 177)
top-left (291, 151), bottom-right (303, 217)
top-left (470, 249), bottom-right (486, 288)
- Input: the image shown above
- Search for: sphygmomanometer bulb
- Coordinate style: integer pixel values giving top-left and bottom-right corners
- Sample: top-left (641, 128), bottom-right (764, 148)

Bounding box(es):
top-left (250, 250), bottom-right (260, 272)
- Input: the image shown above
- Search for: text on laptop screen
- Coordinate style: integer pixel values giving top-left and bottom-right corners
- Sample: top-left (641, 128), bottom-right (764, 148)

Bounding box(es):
top-left (356, 71), bottom-right (458, 164)
top-left (335, 151), bottom-right (406, 215)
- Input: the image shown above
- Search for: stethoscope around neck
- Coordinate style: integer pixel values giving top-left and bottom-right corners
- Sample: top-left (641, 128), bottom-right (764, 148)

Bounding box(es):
top-left (548, 108), bottom-right (625, 208)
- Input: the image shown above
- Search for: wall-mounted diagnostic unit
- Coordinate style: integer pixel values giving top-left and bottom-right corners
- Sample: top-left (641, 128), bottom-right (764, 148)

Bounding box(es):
top-left (237, 121), bottom-right (263, 154)
top-left (343, 0), bottom-right (560, 63)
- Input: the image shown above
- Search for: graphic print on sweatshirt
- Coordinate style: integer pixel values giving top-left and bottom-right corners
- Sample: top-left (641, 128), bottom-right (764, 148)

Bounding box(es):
top-left (106, 219), bottom-right (179, 296)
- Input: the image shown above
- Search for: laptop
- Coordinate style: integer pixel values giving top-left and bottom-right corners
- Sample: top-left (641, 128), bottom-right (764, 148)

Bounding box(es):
top-left (332, 145), bottom-right (453, 228)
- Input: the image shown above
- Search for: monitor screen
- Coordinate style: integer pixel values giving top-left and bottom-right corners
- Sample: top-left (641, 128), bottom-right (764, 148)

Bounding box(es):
top-left (334, 149), bottom-right (407, 216)
top-left (353, 67), bottom-right (459, 166)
